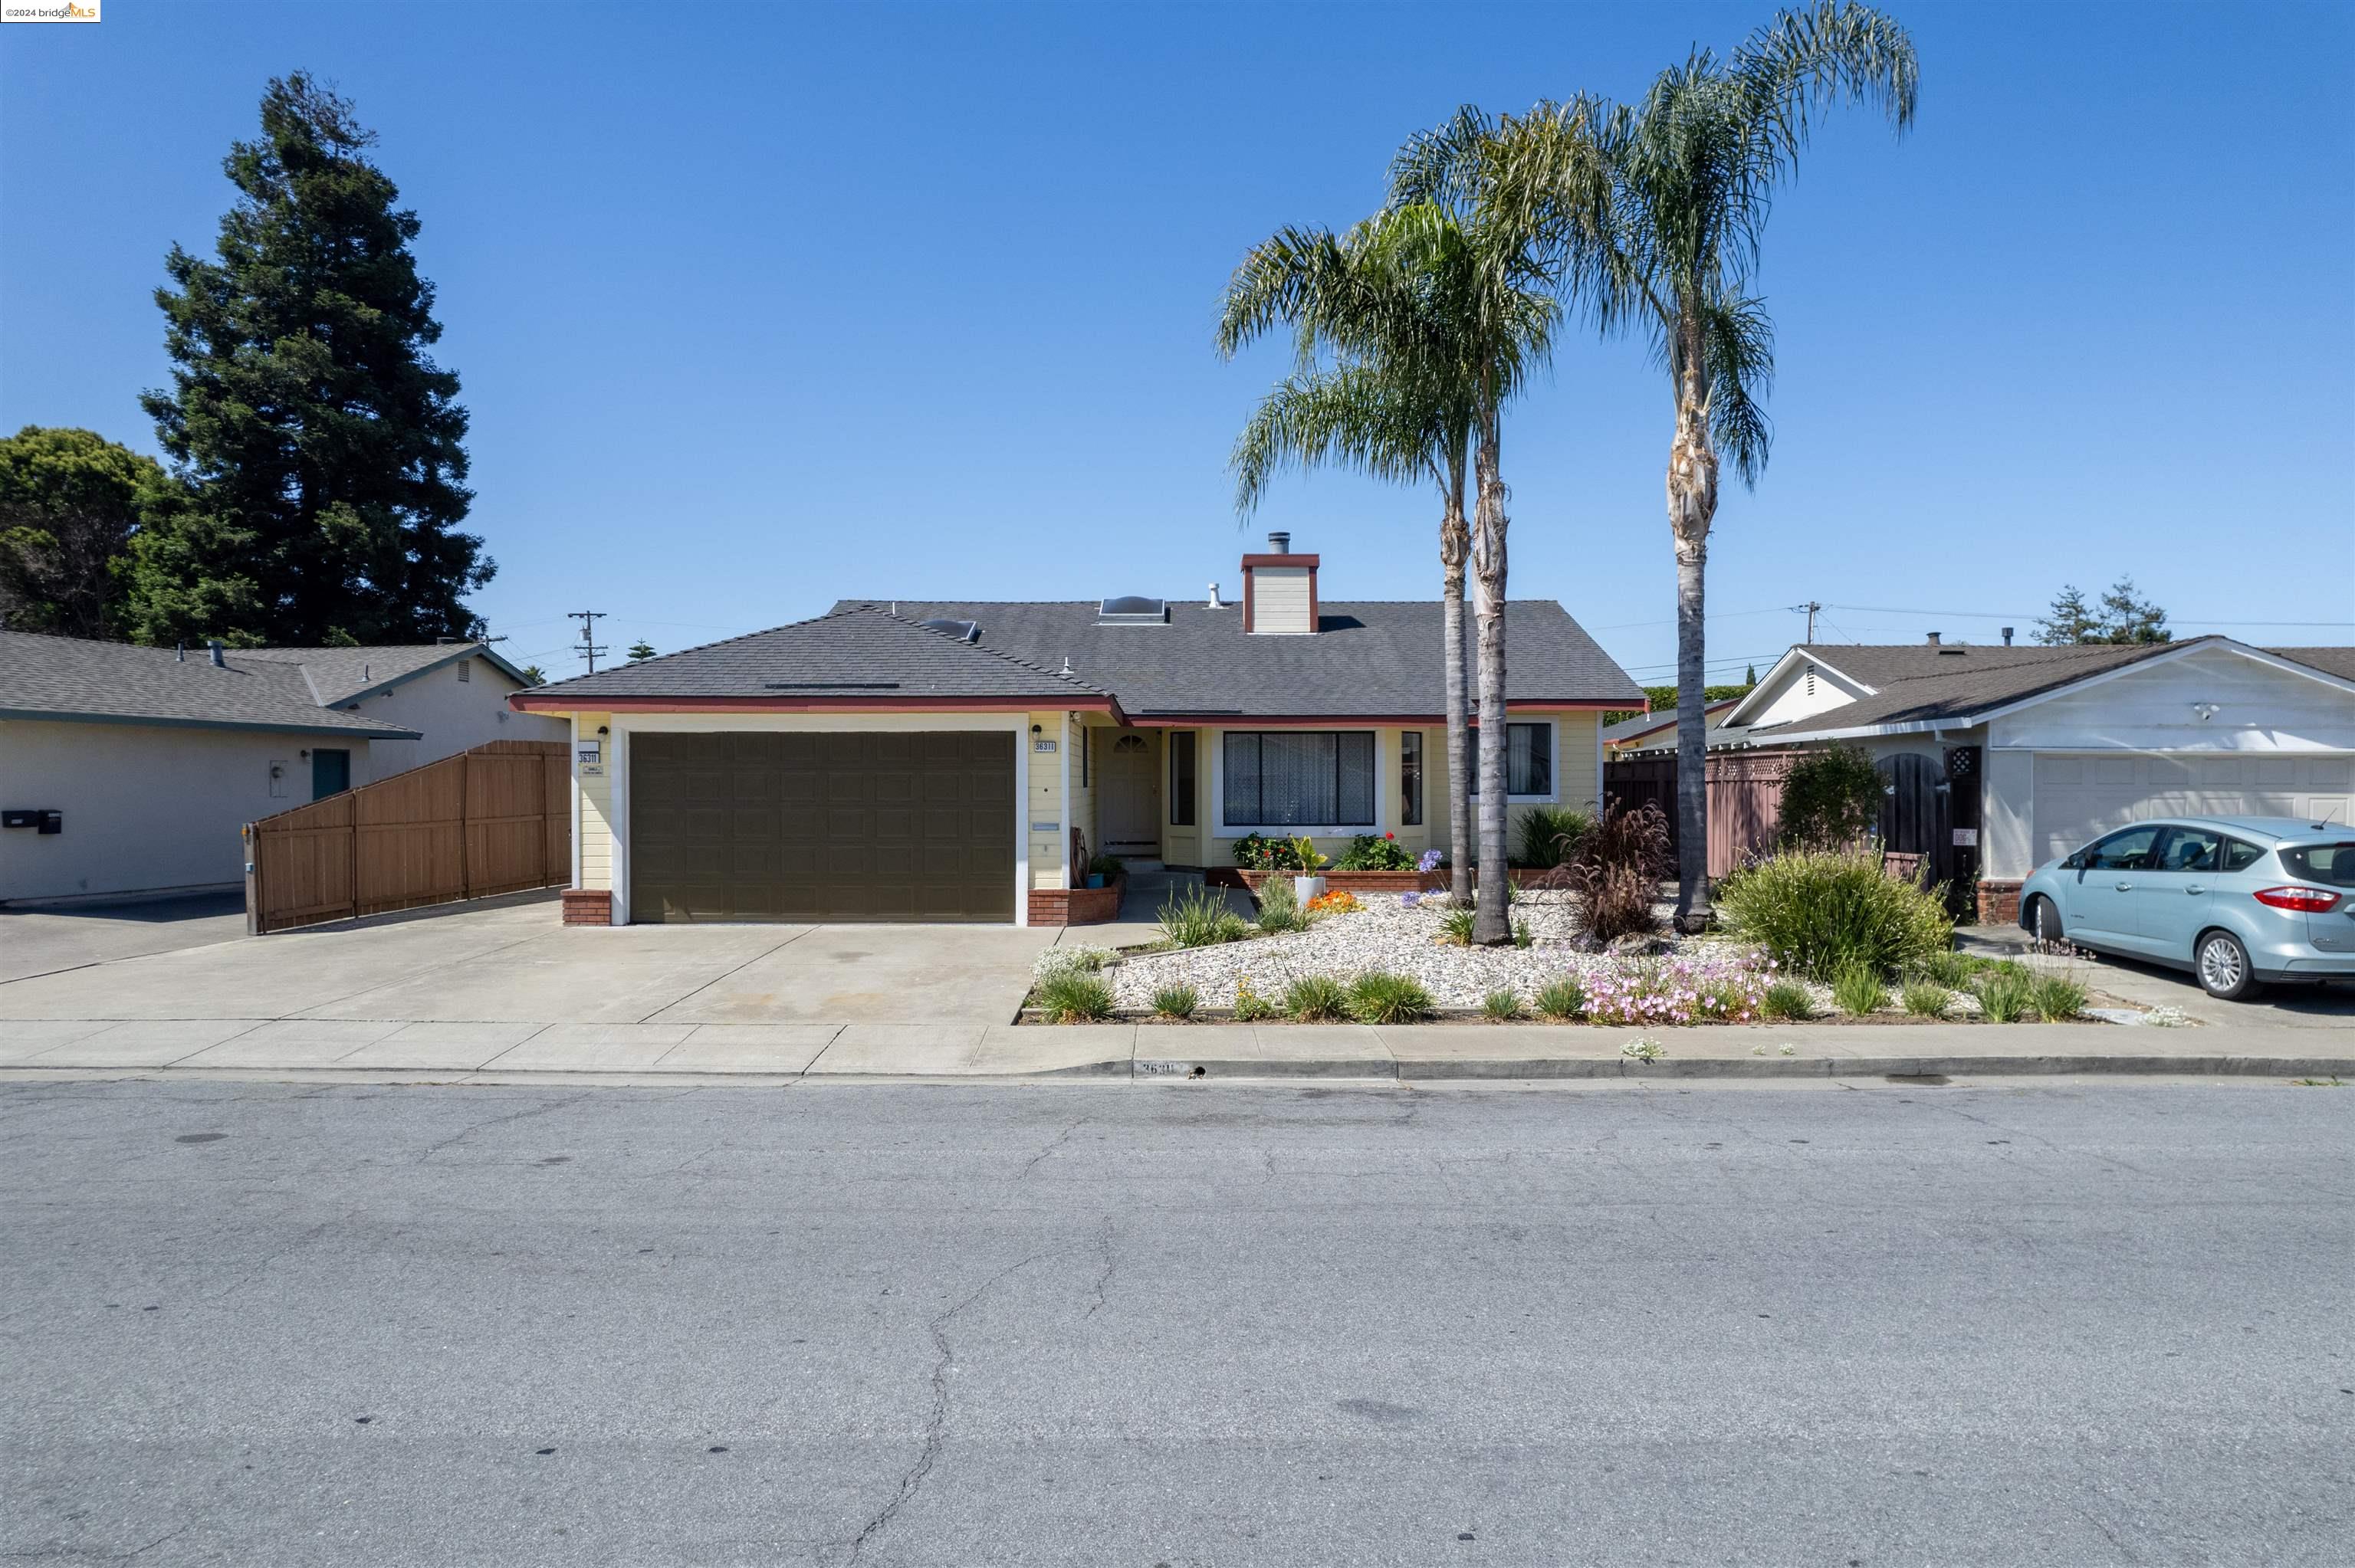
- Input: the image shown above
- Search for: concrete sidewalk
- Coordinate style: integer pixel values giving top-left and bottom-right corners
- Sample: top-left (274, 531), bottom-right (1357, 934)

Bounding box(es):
top-left (5, 1016), bottom-right (2349, 1082)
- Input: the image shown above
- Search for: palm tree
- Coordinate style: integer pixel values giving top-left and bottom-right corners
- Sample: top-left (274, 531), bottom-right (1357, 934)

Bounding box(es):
top-left (1384, 110), bottom-right (1561, 943)
top-left (1217, 225), bottom-right (1480, 907)
top-left (1495, 1), bottom-right (1917, 930)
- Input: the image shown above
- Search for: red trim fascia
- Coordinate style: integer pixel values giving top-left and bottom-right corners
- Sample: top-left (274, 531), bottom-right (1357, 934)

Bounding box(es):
top-left (1241, 565), bottom-right (1253, 633)
top-left (1126, 702), bottom-right (1622, 727)
top-left (1237, 553), bottom-right (1321, 568)
top-left (511, 693), bottom-right (1128, 723)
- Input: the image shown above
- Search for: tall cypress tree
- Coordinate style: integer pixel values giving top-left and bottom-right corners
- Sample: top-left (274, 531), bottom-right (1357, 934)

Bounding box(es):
top-left (127, 73), bottom-right (490, 647)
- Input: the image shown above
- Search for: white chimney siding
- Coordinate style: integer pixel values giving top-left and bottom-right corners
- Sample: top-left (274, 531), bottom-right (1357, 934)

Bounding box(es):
top-left (1248, 566), bottom-right (1315, 635)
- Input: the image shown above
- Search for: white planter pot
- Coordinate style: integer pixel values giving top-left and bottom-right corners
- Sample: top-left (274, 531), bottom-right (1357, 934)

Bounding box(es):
top-left (1292, 874), bottom-right (1327, 904)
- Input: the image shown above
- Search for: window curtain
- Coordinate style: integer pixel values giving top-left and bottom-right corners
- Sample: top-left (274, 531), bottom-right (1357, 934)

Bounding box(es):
top-left (1223, 733), bottom-right (1375, 827)
top-left (1470, 723), bottom-right (1554, 797)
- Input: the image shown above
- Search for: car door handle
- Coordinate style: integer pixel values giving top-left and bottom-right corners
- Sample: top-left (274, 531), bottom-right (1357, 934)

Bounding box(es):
top-left (2185, 884), bottom-right (2204, 895)
top-left (2115, 881), bottom-right (2133, 891)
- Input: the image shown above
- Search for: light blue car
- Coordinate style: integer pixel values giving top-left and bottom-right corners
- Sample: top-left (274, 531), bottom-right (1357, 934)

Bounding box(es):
top-left (2017, 815), bottom-right (2355, 1001)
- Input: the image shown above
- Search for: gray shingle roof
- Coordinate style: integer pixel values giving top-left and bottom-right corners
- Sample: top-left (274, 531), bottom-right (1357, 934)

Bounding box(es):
top-left (1729, 638), bottom-right (2355, 740)
top-left (234, 641), bottom-right (527, 704)
top-left (826, 598), bottom-right (1642, 717)
top-left (524, 606), bottom-right (1118, 705)
top-left (0, 631), bottom-right (422, 737)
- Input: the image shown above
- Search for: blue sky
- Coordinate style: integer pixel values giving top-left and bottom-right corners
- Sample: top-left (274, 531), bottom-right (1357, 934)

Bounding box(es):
top-left (4, 1), bottom-right (2349, 684)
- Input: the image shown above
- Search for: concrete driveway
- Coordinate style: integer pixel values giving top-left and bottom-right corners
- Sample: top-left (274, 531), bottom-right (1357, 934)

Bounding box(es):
top-left (1959, 923), bottom-right (2355, 1028)
top-left (0, 899), bottom-right (1062, 1027)
top-left (0, 891), bottom-right (249, 984)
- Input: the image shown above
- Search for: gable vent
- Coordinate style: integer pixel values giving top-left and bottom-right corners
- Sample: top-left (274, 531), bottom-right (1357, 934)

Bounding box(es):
top-left (1098, 595), bottom-right (1168, 625)
top-left (919, 617), bottom-right (981, 643)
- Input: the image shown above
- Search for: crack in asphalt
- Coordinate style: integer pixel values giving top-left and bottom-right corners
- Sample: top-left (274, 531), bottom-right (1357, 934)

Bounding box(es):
top-left (414, 1091), bottom-right (593, 1163)
top-left (1086, 1214), bottom-right (1117, 1318)
top-left (1016, 1118), bottom-right (1087, 1180)
top-left (841, 1250), bottom-right (1049, 1566)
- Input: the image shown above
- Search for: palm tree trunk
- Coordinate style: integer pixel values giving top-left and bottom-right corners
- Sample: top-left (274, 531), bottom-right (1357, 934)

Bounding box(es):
top-left (1471, 406), bottom-right (1512, 945)
top-left (1439, 467), bottom-right (1473, 907)
top-left (1667, 318), bottom-right (1719, 933)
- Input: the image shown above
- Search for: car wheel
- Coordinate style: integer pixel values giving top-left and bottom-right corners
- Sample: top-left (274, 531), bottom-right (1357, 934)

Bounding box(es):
top-left (2029, 894), bottom-right (2062, 945)
top-left (2195, 930), bottom-right (2260, 1001)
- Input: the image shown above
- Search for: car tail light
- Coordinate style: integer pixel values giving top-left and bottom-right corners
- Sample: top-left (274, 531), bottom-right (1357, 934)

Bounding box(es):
top-left (2252, 885), bottom-right (2343, 913)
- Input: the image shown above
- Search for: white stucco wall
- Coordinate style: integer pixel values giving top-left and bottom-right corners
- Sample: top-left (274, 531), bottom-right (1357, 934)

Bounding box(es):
top-left (0, 718), bottom-right (377, 902)
top-left (340, 656), bottom-right (564, 780)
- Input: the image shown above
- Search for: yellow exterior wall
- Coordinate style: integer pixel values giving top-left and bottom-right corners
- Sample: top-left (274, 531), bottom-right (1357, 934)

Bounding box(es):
top-left (575, 710), bottom-right (615, 892)
top-left (1026, 709), bottom-right (1069, 891)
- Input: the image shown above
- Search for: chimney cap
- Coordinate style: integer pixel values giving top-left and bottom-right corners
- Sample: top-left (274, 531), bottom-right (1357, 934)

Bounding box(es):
top-left (1925, 631), bottom-right (1942, 646)
top-left (2001, 626), bottom-right (2015, 645)
top-left (1266, 530), bottom-right (1291, 553)
top-left (207, 638), bottom-right (225, 668)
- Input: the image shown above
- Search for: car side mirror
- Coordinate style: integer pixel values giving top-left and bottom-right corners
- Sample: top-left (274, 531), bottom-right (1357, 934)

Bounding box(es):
top-left (2061, 852), bottom-right (2084, 871)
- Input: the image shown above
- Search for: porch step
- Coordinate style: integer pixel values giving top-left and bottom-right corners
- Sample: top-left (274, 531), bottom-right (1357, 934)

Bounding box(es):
top-left (1114, 859), bottom-right (1166, 874)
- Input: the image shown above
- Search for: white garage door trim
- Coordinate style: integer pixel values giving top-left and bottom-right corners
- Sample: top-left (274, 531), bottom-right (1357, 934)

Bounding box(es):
top-left (2027, 750), bottom-right (2355, 864)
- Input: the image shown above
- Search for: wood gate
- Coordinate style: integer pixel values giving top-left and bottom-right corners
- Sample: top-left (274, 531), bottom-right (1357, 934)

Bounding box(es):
top-left (1602, 749), bottom-right (1804, 877)
top-left (243, 740), bottom-right (569, 934)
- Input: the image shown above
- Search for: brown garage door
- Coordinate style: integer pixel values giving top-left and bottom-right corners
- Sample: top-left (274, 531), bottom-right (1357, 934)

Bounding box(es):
top-left (629, 731), bottom-right (1016, 923)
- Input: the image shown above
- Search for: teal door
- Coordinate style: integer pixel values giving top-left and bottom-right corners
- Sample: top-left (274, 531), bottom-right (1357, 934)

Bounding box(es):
top-left (311, 748), bottom-right (351, 799)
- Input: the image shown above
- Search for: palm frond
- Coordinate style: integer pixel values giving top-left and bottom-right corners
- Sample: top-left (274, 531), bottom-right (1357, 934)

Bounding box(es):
top-left (1230, 365), bottom-right (1445, 517)
top-left (1700, 291), bottom-right (1774, 485)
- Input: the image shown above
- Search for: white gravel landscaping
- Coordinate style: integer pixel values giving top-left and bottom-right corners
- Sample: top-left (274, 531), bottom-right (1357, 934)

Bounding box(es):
top-left (1101, 890), bottom-right (1748, 1011)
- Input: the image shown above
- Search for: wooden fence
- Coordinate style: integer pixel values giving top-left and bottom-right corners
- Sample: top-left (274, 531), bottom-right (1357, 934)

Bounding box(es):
top-left (243, 740), bottom-right (569, 934)
top-left (1603, 749), bottom-right (1804, 879)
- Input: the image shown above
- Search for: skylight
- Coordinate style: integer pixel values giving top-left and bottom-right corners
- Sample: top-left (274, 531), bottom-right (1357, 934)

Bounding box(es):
top-left (919, 618), bottom-right (981, 643)
top-left (1097, 595), bottom-right (1168, 625)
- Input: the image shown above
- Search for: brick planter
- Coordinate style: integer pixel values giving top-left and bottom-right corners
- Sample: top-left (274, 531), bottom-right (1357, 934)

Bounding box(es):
top-left (1232, 867), bottom-right (1570, 900)
top-left (1028, 872), bottom-right (1126, 927)
top-left (562, 889), bottom-right (613, 926)
top-left (1976, 878), bottom-right (2023, 927)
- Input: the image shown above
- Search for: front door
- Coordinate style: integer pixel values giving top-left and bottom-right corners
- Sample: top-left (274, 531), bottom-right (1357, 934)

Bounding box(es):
top-left (311, 748), bottom-right (350, 799)
top-left (1099, 731), bottom-right (1159, 854)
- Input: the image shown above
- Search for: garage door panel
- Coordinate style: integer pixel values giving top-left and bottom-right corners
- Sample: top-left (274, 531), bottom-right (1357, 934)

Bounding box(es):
top-left (630, 731), bottom-right (1015, 923)
top-left (2032, 752), bottom-right (2355, 864)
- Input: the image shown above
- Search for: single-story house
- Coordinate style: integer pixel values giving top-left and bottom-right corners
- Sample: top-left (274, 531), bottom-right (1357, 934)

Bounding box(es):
top-left (0, 632), bottom-right (562, 903)
top-left (511, 535), bottom-right (1643, 926)
top-left (1601, 698), bottom-right (1739, 758)
top-left (1712, 634), bottom-right (2355, 920)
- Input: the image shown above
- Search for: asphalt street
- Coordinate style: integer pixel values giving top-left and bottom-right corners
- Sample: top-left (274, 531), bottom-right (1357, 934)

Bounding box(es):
top-left (2, 1079), bottom-right (2349, 1566)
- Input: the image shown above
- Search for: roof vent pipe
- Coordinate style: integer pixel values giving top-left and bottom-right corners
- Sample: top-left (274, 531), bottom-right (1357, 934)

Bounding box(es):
top-left (207, 640), bottom-right (225, 668)
top-left (1266, 531), bottom-right (1291, 553)
top-left (2002, 626), bottom-right (2015, 646)
top-left (176, 642), bottom-right (186, 662)
top-left (1924, 631), bottom-right (1941, 647)
top-left (1207, 582), bottom-right (1223, 609)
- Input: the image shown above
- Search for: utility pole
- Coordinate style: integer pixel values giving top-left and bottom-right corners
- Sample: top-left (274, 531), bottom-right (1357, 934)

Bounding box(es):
top-left (1792, 601), bottom-right (1822, 643)
top-left (568, 610), bottom-right (608, 674)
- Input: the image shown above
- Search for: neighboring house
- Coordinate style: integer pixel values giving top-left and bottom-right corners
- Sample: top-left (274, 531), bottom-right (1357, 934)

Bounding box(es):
top-left (1713, 635), bottom-right (2355, 920)
top-left (0, 633), bottom-right (562, 902)
top-left (512, 535), bottom-right (1642, 926)
top-left (1601, 699), bottom-right (1739, 758)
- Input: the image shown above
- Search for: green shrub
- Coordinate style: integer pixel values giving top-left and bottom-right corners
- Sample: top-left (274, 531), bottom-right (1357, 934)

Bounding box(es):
top-left (2030, 972), bottom-right (2087, 1022)
top-left (1512, 917), bottom-right (1534, 949)
top-left (1911, 949), bottom-right (1983, 988)
top-left (1972, 965), bottom-right (2035, 1022)
top-left (1231, 979), bottom-right (1277, 1022)
top-left (1233, 832), bottom-right (1303, 871)
top-left (1346, 970), bottom-right (1435, 1025)
top-left (1762, 980), bottom-right (1815, 1021)
top-left (1515, 804), bottom-right (1595, 869)
top-left (1776, 744), bottom-right (1884, 851)
top-left (1284, 974), bottom-right (1350, 1022)
top-left (1334, 832), bottom-right (1415, 871)
top-left (1255, 877), bottom-right (1312, 935)
top-left (1086, 851), bottom-right (1125, 880)
top-left (1035, 971), bottom-right (1115, 1023)
top-left (1151, 983), bottom-right (1198, 1021)
top-left (1831, 962), bottom-right (1888, 1017)
top-left (1716, 851), bottom-right (1953, 982)
top-left (1437, 904), bottom-right (1478, 946)
top-left (1534, 977), bottom-right (1587, 1021)
top-left (1160, 885), bottom-right (1250, 949)
top-left (1482, 988), bottom-right (1526, 1022)
top-left (1901, 980), bottom-right (1953, 1019)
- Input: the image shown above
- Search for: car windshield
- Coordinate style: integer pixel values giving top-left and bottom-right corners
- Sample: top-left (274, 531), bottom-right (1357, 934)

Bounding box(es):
top-left (2279, 842), bottom-right (2355, 887)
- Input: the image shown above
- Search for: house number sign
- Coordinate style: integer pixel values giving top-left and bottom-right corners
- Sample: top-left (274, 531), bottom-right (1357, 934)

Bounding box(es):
top-left (576, 740), bottom-right (603, 778)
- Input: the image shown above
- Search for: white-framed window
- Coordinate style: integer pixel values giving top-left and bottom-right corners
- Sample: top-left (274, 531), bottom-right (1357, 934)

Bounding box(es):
top-left (1221, 730), bottom-right (1378, 828)
top-left (1467, 721), bottom-right (1556, 800)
